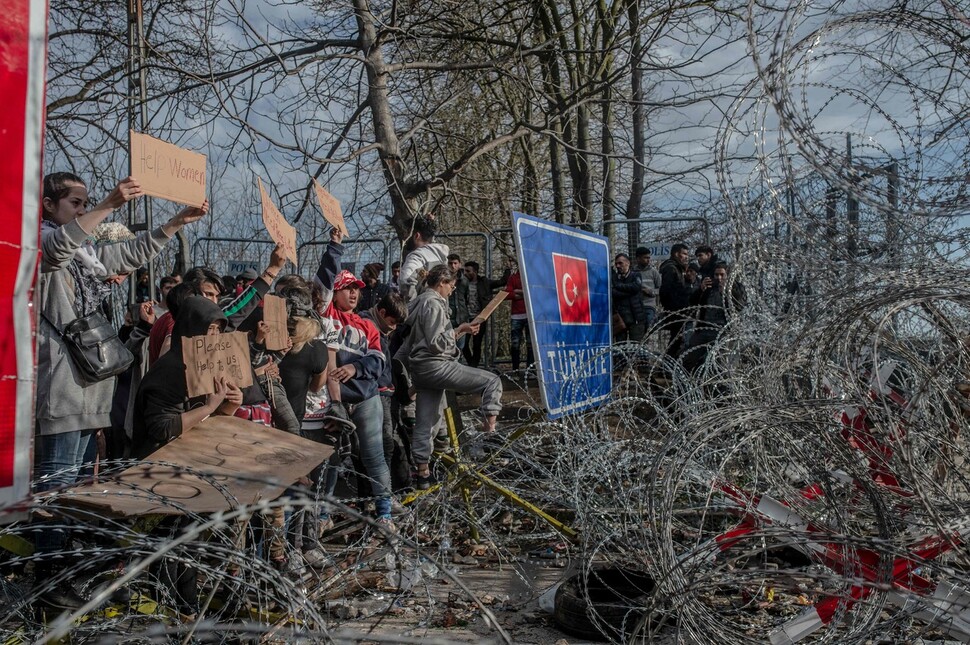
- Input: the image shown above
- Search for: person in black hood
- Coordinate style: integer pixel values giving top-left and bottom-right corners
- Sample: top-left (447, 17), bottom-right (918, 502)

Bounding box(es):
top-left (130, 296), bottom-right (244, 617)
top-left (133, 296), bottom-right (242, 458)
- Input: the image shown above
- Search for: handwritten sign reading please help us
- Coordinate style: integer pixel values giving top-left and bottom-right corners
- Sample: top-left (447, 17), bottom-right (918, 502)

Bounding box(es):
top-left (130, 131), bottom-right (206, 206)
top-left (258, 177), bottom-right (298, 266)
top-left (182, 331), bottom-right (253, 398)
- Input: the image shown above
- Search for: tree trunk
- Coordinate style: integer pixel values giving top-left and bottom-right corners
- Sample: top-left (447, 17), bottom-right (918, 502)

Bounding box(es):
top-left (549, 128), bottom-right (566, 223)
top-left (519, 137), bottom-right (540, 217)
top-left (624, 0), bottom-right (645, 250)
top-left (599, 0), bottom-right (616, 238)
top-left (536, 2), bottom-right (567, 223)
top-left (353, 0), bottom-right (416, 240)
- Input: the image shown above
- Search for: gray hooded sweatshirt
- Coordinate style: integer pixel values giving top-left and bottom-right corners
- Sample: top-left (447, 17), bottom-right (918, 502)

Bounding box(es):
top-left (405, 289), bottom-right (459, 369)
top-left (36, 218), bottom-right (171, 435)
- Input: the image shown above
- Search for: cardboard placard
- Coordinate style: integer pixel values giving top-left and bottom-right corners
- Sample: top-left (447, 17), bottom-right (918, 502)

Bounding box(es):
top-left (262, 294), bottom-right (289, 351)
top-left (182, 331), bottom-right (253, 397)
top-left (130, 130), bottom-right (206, 206)
top-left (312, 178), bottom-right (349, 236)
top-left (473, 290), bottom-right (508, 324)
top-left (257, 177), bottom-right (298, 266)
top-left (61, 416), bottom-right (333, 517)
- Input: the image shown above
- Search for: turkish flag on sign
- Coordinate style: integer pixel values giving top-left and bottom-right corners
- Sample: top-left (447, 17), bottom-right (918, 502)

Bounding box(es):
top-left (552, 253), bottom-right (591, 325)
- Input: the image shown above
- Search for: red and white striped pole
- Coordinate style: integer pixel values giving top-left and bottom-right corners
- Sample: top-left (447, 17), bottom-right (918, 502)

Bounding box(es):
top-left (0, 0), bottom-right (47, 512)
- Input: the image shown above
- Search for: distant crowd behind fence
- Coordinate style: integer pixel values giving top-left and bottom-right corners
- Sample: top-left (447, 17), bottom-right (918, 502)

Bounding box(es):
top-left (180, 216), bottom-right (714, 368)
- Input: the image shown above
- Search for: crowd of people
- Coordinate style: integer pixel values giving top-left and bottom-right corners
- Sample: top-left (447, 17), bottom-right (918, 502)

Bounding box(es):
top-left (33, 176), bottom-right (520, 610)
top-left (32, 168), bottom-right (743, 612)
top-left (611, 244), bottom-right (746, 369)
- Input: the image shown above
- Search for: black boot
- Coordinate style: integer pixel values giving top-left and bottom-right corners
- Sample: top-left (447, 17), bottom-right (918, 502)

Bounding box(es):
top-left (34, 562), bottom-right (88, 610)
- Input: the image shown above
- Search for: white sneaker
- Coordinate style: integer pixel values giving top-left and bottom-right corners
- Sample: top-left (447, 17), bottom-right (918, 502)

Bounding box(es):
top-left (286, 554), bottom-right (307, 577)
top-left (317, 517), bottom-right (335, 538)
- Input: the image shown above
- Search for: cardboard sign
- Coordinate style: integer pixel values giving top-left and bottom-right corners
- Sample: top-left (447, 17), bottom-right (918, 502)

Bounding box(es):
top-left (262, 294), bottom-right (289, 351)
top-left (473, 291), bottom-right (508, 324)
top-left (312, 178), bottom-right (349, 236)
top-left (257, 177), bottom-right (298, 266)
top-left (130, 130), bottom-right (206, 206)
top-left (181, 331), bottom-right (253, 397)
top-left (61, 416), bottom-right (333, 516)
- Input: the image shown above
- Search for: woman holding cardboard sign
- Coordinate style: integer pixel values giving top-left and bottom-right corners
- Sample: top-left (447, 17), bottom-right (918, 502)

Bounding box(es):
top-left (133, 296), bottom-right (243, 458)
top-left (35, 171), bottom-right (207, 609)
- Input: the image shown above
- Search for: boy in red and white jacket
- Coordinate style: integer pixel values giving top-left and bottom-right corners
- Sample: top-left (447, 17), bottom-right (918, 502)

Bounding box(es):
top-left (313, 228), bottom-right (393, 524)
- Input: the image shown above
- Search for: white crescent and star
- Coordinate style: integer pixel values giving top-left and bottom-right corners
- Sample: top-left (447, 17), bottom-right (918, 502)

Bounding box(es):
top-left (561, 272), bottom-right (579, 306)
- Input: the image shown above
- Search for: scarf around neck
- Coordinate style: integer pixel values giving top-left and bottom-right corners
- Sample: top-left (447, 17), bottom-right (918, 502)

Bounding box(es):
top-left (42, 219), bottom-right (113, 316)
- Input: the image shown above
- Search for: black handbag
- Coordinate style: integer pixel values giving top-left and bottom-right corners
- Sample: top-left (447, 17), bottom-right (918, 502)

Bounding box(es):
top-left (43, 310), bottom-right (134, 383)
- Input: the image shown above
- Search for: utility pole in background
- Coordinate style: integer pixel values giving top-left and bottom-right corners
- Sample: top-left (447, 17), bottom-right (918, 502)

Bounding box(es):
top-left (127, 0), bottom-right (155, 304)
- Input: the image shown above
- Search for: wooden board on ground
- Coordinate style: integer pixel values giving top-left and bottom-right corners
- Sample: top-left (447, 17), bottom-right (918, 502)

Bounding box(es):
top-left (61, 416), bottom-right (332, 517)
top-left (257, 177), bottom-right (298, 266)
top-left (262, 294), bottom-right (289, 351)
top-left (472, 291), bottom-right (508, 324)
top-left (129, 131), bottom-right (206, 206)
top-left (182, 331), bottom-right (253, 397)
top-left (312, 178), bottom-right (349, 237)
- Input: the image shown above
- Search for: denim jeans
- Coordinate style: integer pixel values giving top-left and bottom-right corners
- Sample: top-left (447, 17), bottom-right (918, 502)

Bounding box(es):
top-left (509, 317), bottom-right (534, 370)
top-left (644, 306), bottom-right (657, 330)
top-left (350, 396), bottom-right (392, 517)
top-left (301, 397), bottom-right (392, 518)
top-left (35, 430), bottom-right (92, 493)
top-left (34, 430), bottom-right (93, 556)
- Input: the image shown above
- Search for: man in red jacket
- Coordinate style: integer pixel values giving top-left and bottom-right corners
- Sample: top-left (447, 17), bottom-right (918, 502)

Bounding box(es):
top-left (505, 258), bottom-right (534, 373)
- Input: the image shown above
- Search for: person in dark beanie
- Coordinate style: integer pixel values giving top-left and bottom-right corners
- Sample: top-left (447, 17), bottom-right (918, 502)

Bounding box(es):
top-left (357, 262), bottom-right (390, 312)
top-left (658, 243), bottom-right (692, 357)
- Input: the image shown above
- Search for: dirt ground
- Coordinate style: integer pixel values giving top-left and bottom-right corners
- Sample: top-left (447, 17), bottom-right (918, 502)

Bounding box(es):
top-left (329, 555), bottom-right (581, 644)
top-left (327, 373), bottom-right (588, 643)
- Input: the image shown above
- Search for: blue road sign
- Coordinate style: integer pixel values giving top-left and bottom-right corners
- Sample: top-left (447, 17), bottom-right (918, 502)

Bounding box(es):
top-left (512, 212), bottom-right (612, 419)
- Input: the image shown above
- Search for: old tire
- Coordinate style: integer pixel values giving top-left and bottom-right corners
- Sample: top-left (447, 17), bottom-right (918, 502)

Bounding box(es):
top-left (553, 567), bottom-right (657, 642)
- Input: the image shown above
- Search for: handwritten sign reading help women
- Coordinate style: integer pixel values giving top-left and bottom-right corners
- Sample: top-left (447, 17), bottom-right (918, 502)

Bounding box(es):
top-left (129, 131), bottom-right (206, 206)
top-left (257, 177), bottom-right (298, 266)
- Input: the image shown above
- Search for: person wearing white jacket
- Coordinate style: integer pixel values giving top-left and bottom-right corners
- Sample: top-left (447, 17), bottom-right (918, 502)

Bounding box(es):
top-left (398, 215), bottom-right (450, 303)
